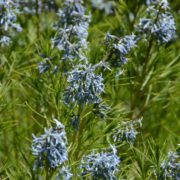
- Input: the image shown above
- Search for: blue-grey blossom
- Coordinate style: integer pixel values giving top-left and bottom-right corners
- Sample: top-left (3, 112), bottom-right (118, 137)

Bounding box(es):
top-left (56, 165), bottom-right (72, 180)
top-left (93, 103), bottom-right (110, 119)
top-left (113, 125), bottom-right (137, 144)
top-left (146, 0), bottom-right (169, 10)
top-left (0, 0), bottom-right (22, 45)
top-left (80, 145), bottom-right (120, 179)
top-left (137, 0), bottom-right (176, 44)
top-left (0, 36), bottom-right (10, 46)
top-left (17, 0), bottom-right (42, 14)
top-left (105, 33), bottom-right (136, 66)
top-left (146, 0), bottom-right (156, 5)
top-left (153, 12), bottom-right (176, 44)
top-left (159, 151), bottom-right (180, 179)
top-left (32, 118), bottom-right (68, 169)
top-left (51, 0), bottom-right (90, 64)
top-left (90, 0), bottom-right (115, 15)
top-left (64, 63), bottom-right (104, 107)
top-left (38, 58), bottom-right (51, 74)
top-left (37, 54), bottom-right (59, 74)
top-left (113, 118), bottom-right (142, 144)
top-left (17, 0), bottom-right (57, 14)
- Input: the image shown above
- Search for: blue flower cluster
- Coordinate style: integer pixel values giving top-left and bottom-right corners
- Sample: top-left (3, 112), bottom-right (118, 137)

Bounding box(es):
top-left (32, 118), bottom-right (68, 169)
top-left (17, 0), bottom-right (42, 14)
top-left (113, 125), bottom-right (137, 144)
top-left (38, 56), bottom-right (52, 74)
top-left (52, 0), bottom-right (91, 63)
top-left (17, 0), bottom-right (57, 14)
top-left (137, 0), bottom-right (176, 44)
top-left (146, 0), bottom-right (169, 9)
top-left (90, 0), bottom-right (115, 15)
top-left (113, 118), bottom-right (142, 144)
top-left (0, 0), bottom-right (22, 46)
top-left (57, 165), bottom-right (72, 180)
top-left (104, 0), bottom-right (176, 69)
top-left (160, 151), bottom-right (180, 179)
top-left (80, 145), bottom-right (120, 179)
top-left (105, 33), bottom-right (137, 66)
top-left (37, 55), bottom-right (58, 74)
top-left (64, 63), bottom-right (104, 107)
top-left (93, 103), bottom-right (110, 119)
top-left (58, 0), bottom-right (108, 121)
top-left (0, 35), bottom-right (10, 46)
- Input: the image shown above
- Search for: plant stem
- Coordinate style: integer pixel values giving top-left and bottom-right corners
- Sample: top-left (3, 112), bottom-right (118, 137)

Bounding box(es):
top-left (45, 164), bottom-right (49, 180)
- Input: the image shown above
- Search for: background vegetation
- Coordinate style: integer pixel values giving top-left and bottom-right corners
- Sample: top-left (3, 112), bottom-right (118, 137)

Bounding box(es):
top-left (0, 0), bottom-right (179, 179)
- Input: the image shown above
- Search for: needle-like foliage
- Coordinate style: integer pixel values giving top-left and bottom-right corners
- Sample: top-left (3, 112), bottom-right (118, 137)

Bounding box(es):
top-left (0, 0), bottom-right (179, 179)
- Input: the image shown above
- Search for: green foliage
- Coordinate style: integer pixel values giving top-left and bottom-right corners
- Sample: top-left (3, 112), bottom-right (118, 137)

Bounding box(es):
top-left (0, 0), bottom-right (180, 179)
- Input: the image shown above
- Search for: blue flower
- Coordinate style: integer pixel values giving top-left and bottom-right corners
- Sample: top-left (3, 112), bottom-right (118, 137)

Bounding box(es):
top-left (0, 0), bottom-right (22, 45)
top-left (90, 0), bottom-right (115, 15)
top-left (113, 118), bottom-right (142, 144)
top-left (105, 33), bottom-right (136, 66)
top-left (146, 0), bottom-right (169, 10)
top-left (113, 126), bottom-right (137, 144)
top-left (93, 103), bottom-right (110, 119)
top-left (137, 0), bottom-right (176, 44)
top-left (80, 145), bottom-right (120, 179)
top-left (17, 0), bottom-right (57, 14)
top-left (51, 0), bottom-right (90, 64)
top-left (32, 118), bottom-right (68, 169)
top-left (38, 60), bottom-right (51, 74)
top-left (160, 151), bottom-right (180, 179)
top-left (57, 165), bottom-right (72, 180)
top-left (37, 54), bottom-right (59, 74)
top-left (0, 0), bottom-right (21, 31)
top-left (152, 12), bottom-right (176, 44)
top-left (17, 0), bottom-right (41, 14)
top-left (64, 63), bottom-right (104, 107)
top-left (0, 36), bottom-right (10, 46)
top-left (146, 0), bottom-right (156, 5)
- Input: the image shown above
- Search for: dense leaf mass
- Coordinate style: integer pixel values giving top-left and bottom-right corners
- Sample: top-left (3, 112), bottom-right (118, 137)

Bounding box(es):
top-left (0, 0), bottom-right (179, 179)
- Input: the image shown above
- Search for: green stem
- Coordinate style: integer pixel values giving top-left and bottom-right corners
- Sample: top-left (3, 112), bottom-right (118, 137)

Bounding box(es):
top-left (130, 5), bottom-right (163, 119)
top-left (69, 103), bottom-right (83, 160)
top-left (130, 37), bottom-right (153, 119)
top-left (10, 89), bottom-right (19, 160)
top-left (45, 164), bottom-right (49, 180)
